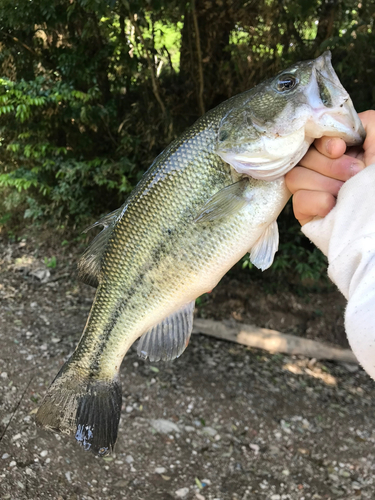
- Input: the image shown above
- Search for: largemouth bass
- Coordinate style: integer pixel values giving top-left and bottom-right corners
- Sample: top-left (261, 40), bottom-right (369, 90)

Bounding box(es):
top-left (36, 51), bottom-right (364, 455)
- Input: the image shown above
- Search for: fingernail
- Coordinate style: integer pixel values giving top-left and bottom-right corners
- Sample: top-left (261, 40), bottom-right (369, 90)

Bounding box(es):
top-left (350, 161), bottom-right (364, 177)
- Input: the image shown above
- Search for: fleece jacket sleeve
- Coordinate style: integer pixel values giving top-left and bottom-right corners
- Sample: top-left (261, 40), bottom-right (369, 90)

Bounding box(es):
top-left (301, 164), bottom-right (375, 380)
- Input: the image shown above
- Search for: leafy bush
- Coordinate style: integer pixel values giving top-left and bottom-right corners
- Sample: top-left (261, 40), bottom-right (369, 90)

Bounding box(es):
top-left (0, 0), bottom-right (374, 282)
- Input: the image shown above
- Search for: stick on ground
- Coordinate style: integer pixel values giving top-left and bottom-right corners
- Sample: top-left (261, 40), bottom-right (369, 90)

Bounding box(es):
top-left (192, 318), bottom-right (358, 364)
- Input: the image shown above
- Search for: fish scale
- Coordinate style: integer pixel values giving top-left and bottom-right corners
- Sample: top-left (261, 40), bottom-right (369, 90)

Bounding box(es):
top-left (36, 51), bottom-right (365, 456)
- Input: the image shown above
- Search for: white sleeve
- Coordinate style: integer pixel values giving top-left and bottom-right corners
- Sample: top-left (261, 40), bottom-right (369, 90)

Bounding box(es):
top-left (301, 164), bottom-right (375, 379)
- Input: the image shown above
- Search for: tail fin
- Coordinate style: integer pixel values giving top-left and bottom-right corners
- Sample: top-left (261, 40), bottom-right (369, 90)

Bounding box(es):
top-left (36, 362), bottom-right (122, 456)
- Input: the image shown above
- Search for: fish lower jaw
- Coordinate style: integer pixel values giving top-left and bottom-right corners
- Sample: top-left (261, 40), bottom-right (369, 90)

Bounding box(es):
top-left (217, 142), bottom-right (311, 181)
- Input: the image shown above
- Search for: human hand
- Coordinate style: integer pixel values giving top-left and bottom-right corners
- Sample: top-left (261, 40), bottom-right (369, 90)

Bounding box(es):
top-left (286, 110), bottom-right (375, 226)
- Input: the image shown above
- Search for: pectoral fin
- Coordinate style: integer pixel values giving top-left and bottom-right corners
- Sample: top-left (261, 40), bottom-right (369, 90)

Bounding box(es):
top-left (137, 301), bottom-right (195, 362)
top-left (194, 180), bottom-right (249, 223)
top-left (250, 220), bottom-right (279, 271)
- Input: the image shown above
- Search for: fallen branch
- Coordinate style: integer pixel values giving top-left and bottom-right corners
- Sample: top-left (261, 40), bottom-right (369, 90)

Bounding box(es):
top-left (192, 318), bottom-right (358, 364)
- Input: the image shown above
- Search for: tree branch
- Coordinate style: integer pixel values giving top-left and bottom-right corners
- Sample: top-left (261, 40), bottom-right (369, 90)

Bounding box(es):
top-left (191, 0), bottom-right (205, 115)
top-left (0, 30), bottom-right (36, 55)
top-left (128, 11), bottom-right (166, 116)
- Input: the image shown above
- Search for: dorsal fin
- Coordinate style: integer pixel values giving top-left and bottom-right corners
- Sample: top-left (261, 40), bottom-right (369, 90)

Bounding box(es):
top-left (77, 207), bottom-right (123, 287)
top-left (137, 301), bottom-right (195, 362)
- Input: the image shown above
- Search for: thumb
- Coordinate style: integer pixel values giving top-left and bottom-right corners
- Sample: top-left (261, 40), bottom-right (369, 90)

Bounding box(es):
top-left (359, 110), bottom-right (375, 166)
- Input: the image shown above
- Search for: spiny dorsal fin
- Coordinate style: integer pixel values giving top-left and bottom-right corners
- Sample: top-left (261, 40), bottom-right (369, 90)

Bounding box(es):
top-left (137, 301), bottom-right (195, 362)
top-left (250, 220), bottom-right (279, 271)
top-left (78, 207), bottom-right (123, 287)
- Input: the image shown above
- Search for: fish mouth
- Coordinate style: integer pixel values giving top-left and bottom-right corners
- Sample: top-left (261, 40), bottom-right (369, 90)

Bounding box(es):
top-left (306, 52), bottom-right (366, 145)
top-left (306, 97), bottom-right (366, 146)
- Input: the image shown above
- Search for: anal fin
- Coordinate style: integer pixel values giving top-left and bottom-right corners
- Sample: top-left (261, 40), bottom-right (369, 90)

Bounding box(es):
top-left (137, 301), bottom-right (195, 362)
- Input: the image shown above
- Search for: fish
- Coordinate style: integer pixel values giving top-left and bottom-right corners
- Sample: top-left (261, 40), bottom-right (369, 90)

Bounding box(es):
top-left (35, 51), bottom-right (365, 456)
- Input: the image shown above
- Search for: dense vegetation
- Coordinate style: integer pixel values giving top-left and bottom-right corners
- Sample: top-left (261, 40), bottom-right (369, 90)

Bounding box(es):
top-left (0, 0), bottom-right (374, 281)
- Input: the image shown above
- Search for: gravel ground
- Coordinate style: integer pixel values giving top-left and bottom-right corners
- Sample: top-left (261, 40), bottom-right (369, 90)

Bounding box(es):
top-left (1, 237), bottom-right (375, 500)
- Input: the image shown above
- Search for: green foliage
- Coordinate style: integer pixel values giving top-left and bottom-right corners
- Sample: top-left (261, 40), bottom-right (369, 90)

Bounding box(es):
top-left (273, 223), bottom-right (328, 283)
top-left (0, 0), bottom-right (374, 283)
top-left (44, 255), bottom-right (57, 268)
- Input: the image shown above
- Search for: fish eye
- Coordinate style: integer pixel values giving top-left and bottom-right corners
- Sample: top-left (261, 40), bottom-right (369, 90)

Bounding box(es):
top-left (276, 74), bottom-right (298, 92)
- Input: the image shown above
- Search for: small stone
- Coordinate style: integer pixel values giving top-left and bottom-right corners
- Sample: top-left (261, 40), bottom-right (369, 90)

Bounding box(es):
top-left (196, 494), bottom-right (205, 500)
top-left (341, 363), bottom-right (359, 373)
top-left (115, 479), bottom-right (128, 487)
top-left (329, 473), bottom-right (339, 482)
top-left (175, 487), bottom-right (189, 498)
top-left (125, 455), bottom-right (134, 464)
top-left (269, 445), bottom-right (280, 456)
top-left (40, 450), bottom-right (48, 457)
top-left (2, 453), bottom-right (10, 459)
top-left (282, 469), bottom-right (290, 476)
top-left (12, 433), bottom-right (21, 441)
top-left (25, 468), bottom-right (33, 476)
top-left (202, 426), bottom-right (217, 437)
top-left (65, 471), bottom-right (72, 482)
top-left (9, 461), bottom-right (16, 467)
top-left (249, 443), bottom-right (260, 453)
top-left (185, 426), bottom-right (195, 433)
top-left (271, 495), bottom-right (281, 500)
top-left (155, 467), bottom-right (166, 474)
top-left (125, 406), bottom-right (133, 413)
top-left (150, 419), bottom-right (180, 434)
top-left (339, 470), bottom-right (350, 478)
top-left (30, 268), bottom-right (50, 282)
top-left (0, 372), bottom-right (8, 379)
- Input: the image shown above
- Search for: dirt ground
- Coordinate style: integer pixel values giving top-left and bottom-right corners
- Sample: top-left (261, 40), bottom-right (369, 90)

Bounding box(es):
top-left (1, 236), bottom-right (375, 500)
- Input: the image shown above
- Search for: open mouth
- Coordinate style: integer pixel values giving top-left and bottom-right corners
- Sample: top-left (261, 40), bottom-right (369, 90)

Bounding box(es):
top-left (306, 98), bottom-right (366, 146)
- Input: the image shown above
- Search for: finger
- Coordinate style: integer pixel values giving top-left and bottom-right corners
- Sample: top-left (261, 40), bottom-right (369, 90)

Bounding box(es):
top-left (292, 190), bottom-right (336, 226)
top-left (359, 110), bottom-right (375, 166)
top-left (345, 145), bottom-right (364, 160)
top-left (314, 136), bottom-right (347, 158)
top-left (299, 147), bottom-right (365, 181)
top-left (286, 167), bottom-right (343, 195)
